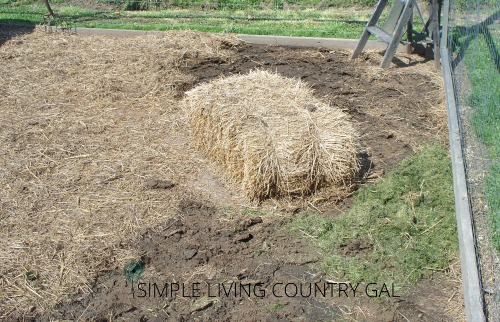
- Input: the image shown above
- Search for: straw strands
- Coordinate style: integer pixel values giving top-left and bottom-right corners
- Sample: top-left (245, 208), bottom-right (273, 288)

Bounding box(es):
top-left (0, 27), bottom-right (239, 317)
top-left (183, 70), bottom-right (360, 200)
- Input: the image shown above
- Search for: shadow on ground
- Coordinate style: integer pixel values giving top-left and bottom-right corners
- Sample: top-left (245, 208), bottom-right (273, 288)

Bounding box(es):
top-left (0, 21), bottom-right (36, 47)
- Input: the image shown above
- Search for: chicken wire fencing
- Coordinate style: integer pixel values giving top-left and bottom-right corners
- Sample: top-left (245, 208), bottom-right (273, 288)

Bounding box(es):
top-left (444, 0), bottom-right (499, 320)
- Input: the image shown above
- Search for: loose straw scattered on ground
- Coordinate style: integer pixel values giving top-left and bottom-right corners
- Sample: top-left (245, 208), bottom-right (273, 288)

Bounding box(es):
top-left (0, 27), bottom-right (239, 317)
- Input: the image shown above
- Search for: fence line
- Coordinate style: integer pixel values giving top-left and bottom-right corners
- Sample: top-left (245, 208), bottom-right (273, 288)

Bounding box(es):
top-left (441, 3), bottom-right (485, 320)
top-left (442, 0), bottom-right (500, 320)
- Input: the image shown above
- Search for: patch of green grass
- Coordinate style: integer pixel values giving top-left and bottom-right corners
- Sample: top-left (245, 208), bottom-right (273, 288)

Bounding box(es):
top-left (454, 0), bottom-right (498, 11)
top-left (271, 303), bottom-right (286, 311)
top-left (291, 144), bottom-right (458, 286)
top-left (466, 38), bottom-right (500, 156)
top-left (486, 164), bottom-right (500, 251)
top-left (0, 0), bottom-right (433, 38)
top-left (0, 2), bottom-right (373, 38)
top-left (0, 4), bottom-right (46, 23)
top-left (460, 31), bottom-right (500, 252)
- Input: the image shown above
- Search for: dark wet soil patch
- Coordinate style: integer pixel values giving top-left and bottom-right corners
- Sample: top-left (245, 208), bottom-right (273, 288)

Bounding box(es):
top-left (50, 198), bottom-right (459, 322)
top-left (52, 199), bottom-right (342, 321)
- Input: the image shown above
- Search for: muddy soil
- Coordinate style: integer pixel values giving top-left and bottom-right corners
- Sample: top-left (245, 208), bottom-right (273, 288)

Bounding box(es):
top-left (51, 198), bottom-right (460, 322)
top-left (1, 30), bottom-right (460, 321)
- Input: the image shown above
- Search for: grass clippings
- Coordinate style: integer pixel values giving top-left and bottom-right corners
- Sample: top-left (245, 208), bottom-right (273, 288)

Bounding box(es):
top-left (292, 144), bottom-right (458, 285)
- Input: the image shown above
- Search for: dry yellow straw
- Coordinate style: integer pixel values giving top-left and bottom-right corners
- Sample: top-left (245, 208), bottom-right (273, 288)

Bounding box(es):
top-left (183, 70), bottom-right (360, 200)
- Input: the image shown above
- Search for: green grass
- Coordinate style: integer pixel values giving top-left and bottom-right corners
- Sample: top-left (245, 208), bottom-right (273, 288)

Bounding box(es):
top-left (291, 144), bottom-right (458, 286)
top-left (0, 1), bottom-right (378, 38)
top-left (451, 19), bottom-right (500, 253)
top-left (0, 0), bottom-right (434, 38)
top-left (107, 0), bottom-right (381, 9)
top-left (271, 303), bottom-right (286, 311)
top-left (454, 0), bottom-right (499, 11)
top-left (464, 34), bottom-right (500, 252)
top-left (0, 0), bottom-right (436, 39)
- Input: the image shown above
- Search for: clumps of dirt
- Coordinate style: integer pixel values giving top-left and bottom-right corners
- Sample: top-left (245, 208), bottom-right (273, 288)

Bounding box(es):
top-left (50, 199), bottom-right (338, 321)
top-left (340, 239), bottom-right (373, 257)
top-left (183, 70), bottom-right (359, 201)
top-left (144, 179), bottom-right (175, 189)
top-left (48, 199), bottom-right (462, 322)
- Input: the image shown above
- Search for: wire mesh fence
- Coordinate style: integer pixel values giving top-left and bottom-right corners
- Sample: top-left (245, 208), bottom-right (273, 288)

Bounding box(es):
top-left (445, 0), bottom-right (499, 320)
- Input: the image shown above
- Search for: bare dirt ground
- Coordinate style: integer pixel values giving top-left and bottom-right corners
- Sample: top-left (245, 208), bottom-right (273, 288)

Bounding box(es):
top-left (0, 25), bottom-right (463, 321)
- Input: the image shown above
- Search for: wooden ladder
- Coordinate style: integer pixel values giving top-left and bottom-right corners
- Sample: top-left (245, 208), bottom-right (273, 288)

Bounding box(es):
top-left (351, 0), bottom-right (418, 68)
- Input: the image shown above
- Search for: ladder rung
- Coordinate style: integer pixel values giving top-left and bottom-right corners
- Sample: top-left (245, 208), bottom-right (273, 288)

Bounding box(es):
top-left (367, 26), bottom-right (393, 44)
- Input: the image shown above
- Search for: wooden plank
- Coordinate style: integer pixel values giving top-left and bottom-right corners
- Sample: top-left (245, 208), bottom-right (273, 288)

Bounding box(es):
top-left (367, 26), bottom-right (392, 43)
top-left (382, 0), bottom-right (405, 34)
top-left (380, 0), bottom-right (415, 68)
top-left (237, 34), bottom-right (406, 51)
top-left (351, 0), bottom-right (388, 59)
top-left (440, 40), bottom-right (486, 322)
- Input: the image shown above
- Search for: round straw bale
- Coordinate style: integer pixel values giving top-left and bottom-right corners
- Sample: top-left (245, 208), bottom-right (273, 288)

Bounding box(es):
top-left (183, 70), bottom-right (359, 200)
